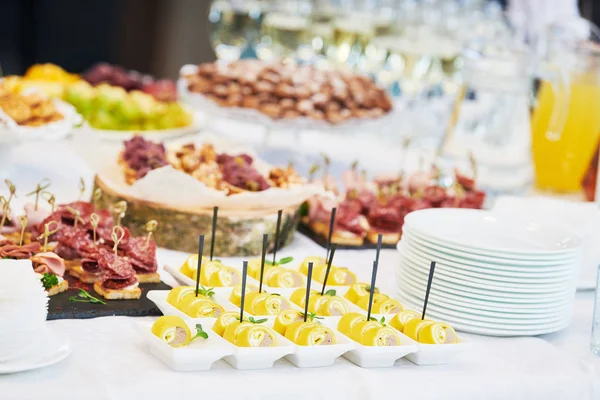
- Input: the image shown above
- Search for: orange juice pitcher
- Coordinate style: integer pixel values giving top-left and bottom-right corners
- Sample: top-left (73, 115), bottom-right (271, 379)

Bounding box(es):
top-left (531, 19), bottom-right (600, 193)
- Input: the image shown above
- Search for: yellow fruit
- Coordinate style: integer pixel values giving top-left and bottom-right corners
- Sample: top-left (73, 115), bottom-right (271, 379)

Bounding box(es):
top-left (212, 312), bottom-right (241, 337)
top-left (268, 268), bottom-right (304, 288)
top-left (389, 310), bottom-right (420, 333)
top-left (151, 316), bottom-right (191, 347)
top-left (253, 294), bottom-right (291, 315)
top-left (418, 322), bottom-right (458, 344)
top-left (273, 310), bottom-right (304, 336)
top-left (166, 286), bottom-right (197, 308)
top-left (296, 323), bottom-right (336, 346)
top-left (403, 318), bottom-right (434, 341)
top-left (350, 320), bottom-right (381, 342)
top-left (299, 256), bottom-right (327, 275)
top-left (243, 292), bottom-right (270, 315)
top-left (361, 326), bottom-right (401, 346)
top-left (318, 296), bottom-right (349, 316)
top-left (208, 266), bottom-right (241, 287)
top-left (236, 325), bottom-right (278, 347)
top-left (344, 282), bottom-right (379, 304)
top-left (337, 312), bottom-right (367, 336)
top-left (228, 283), bottom-right (259, 307)
top-left (285, 321), bottom-right (317, 343)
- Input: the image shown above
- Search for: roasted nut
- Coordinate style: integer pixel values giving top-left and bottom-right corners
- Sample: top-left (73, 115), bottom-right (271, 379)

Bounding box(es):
top-left (255, 81), bottom-right (275, 93)
top-left (308, 109), bottom-right (325, 120)
top-left (213, 84), bottom-right (228, 97)
top-left (274, 83), bottom-right (295, 98)
top-left (325, 102), bottom-right (341, 113)
top-left (225, 94), bottom-right (243, 107)
top-left (326, 110), bottom-right (344, 124)
top-left (295, 86), bottom-right (311, 99)
top-left (282, 109), bottom-right (301, 119)
top-left (241, 85), bottom-right (254, 96)
top-left (260, 104), bottom-right (282, 118)
top-left (280, 98), bottom-right (296, 110)
top-left (242, 96), bottom-right (260, 109)
top-left (296, 99), bottom-right (314, 114)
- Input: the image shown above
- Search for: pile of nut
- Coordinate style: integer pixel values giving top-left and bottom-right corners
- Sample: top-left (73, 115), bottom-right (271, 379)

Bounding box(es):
top-left (0, 83), bottom-right (63, 127)
top-left (184, 60), bottom-right (392, 123)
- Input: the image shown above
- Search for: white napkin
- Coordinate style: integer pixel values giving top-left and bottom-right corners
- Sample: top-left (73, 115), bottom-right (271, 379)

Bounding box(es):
top-left (492, 196), bottom-right (600, 289)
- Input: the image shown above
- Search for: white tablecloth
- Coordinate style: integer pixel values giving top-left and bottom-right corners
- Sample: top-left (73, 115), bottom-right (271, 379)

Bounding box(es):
top-left (1, 139), bottom-right (600, 400)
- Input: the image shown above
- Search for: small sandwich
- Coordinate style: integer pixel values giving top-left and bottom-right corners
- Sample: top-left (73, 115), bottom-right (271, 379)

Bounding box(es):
top-left (93, 251), bottom-right (141, 300)
top-left (125, 237), bottom-right (160, 283)
top-left (31, 252), bottom-right (69, 296)
top-left (68, 251), bottom-right (103, 283)
top-left (365, 205), bottom-right (402, 245)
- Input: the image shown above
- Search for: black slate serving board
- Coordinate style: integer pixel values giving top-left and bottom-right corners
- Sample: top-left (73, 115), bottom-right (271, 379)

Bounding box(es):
top-left (297, 223), bottom-right (397, 250)
top-left (47, 277), bottom-right (172, 320)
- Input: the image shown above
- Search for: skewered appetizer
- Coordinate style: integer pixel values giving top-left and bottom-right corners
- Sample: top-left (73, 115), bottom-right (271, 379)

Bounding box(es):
top-left (338, 313), bottom-right (402, 346)
top-left (402, 317), bottom-right (458, 345)
top-left (31, 252), bottom-right (68, 296)
top-left (243, 291), bottom-right (291, 316)
top-left (303, 162), bottom-right (486, 247)
top-left (151, 316), bottom-right (210, 347)
top-left (284, 321), bottom-right (336, 346)
top-left (297, 256), bottom-right (357, 286)
top-left (356, 293), bottom-right (403, 315)
top-left (93, 251), bottom-right (141, 300)
top-left (165, 286), bottom-right (224, 318)
top-left (228, 283), bottom-right (259, 307)
top-left (247, 258), bottom-right (304, 288)
top-left (179, 255), bottom-right (241, 287)
top-left (183, 60), bottom-right (392, 123)
top-left (213, 314), bottom-right (278, 347)
top-left (273, 310), bottom-right (304, 336)
top-left (290, 288), bottom-right (349, 316)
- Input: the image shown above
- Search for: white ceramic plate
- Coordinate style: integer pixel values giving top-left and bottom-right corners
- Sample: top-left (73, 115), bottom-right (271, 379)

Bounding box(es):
top-left (146, 290), bottom-right (239, 320)
top-left (164, 263), bottom-right (260, 289)
top-left (398, 254), bottom-right (575, 294)
top-left (403, 209), bottom-right (582, 256)
top-left (399, 243), bottom-right (576, 282)
top-left (398, 332), bottom-right (470, 366)
top-left (0, 325), bottom-right (70, 374)
top-left (135, 318), bottom-right (233, 371)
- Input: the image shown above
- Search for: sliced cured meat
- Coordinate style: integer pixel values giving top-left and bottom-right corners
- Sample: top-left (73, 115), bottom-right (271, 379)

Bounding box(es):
top-left (31, 252), bottom-right (66, 277)
top-left (307, 196), bottom-right (337, 223)
top-left (347, 189), bottom-right (376, 214)
top-left (0, 242), bottom-right (41, 259)
top-left (216, 153), bottom-right (253, 166)
top-left (367, 206), bottom-right (402, 233)
top-left (98, 251), bottom-right (135, 279)
top-left (218, 155), bottom-right (270, 192)
top-left (81, 251), bottom-right (103, 273)
top-left (121, 136), bottom-right (169, 180)
top-left (55, 201), bottom-right (95, 225)
top-left (125, 236), bottom-right (158, 272)
top-left (406, 170), bottom-right (433, 194)
top-left (335, 201), bottom-right (366, 236)
top-left (422, 186), bottom-right (447, 206)
top-left (102, 275), bottom-right (138, 290)
top-left (98, 226), bottom-right (131, 249)
top-left (54, 227), bottom-right (95, 260)
top-left (454, 170), bottom-right (476, 192)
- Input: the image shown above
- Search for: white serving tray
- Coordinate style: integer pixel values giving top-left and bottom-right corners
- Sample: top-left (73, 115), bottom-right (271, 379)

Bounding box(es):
top-left (398, 332), bottom-right (470, 365)
top-left (134, 319), bottom-right (233, 371)
top-left (164, 263), bottom-right (260, 288)
top-left (146, 290), bottom-right (239, 320)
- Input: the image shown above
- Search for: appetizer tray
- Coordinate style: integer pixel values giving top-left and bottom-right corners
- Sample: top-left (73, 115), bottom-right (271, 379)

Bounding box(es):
top-left (297, 223), bottom-right (398, 250)
top-left (47, 276), bottom-right (171, 320)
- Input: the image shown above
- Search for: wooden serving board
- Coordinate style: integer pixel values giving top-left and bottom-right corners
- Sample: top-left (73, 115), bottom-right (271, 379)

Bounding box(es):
top-left (47, 276), bottom-right (171, 320)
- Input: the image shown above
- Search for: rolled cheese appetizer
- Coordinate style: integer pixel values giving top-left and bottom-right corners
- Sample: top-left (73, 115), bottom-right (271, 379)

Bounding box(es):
top-left (361, 325), bottom-right (402, 346)
top-left (350, 320), bottom-right (381, 342)
top-left (166, 286), bottom-right (202, 308)
top-left (246, 258), bottom-right (269, 280)
top-left (337, 312), bottom-right (367, 336)
top-left (236, 324), bottom-right (278, 347)
top-left (317, 295), bottom-right (349, 316)
top-left (357, 294), bottom-right (402, 314)
top-left (267, 268), bottom-right (304, 288)
top-left (229, 283), bottom-right (259, 307)
top-left (403, 318), bottom-right (434, 341)
top-left (290, 288), bottom-right (319, 308)
top-left (213, 311), bottom-right (241, 336)
top-left (389, 310), bottom-right (420, 332)
top-left (417, 322), bottom-right (458, 344)
top-left (344, 282), bottom-right (379, 304)
top-left (252, 294), bottom-right (291, 315)
top-left (243, 292), bottom-right (270, 314)
top-left (208, 266), bottom-right (241, 287)
top-left (273, 310), bottom-right (304, 336)
top-left (151, 316), bottom-right (191, 347)
top-left (200, 260), bottom-right (225, 285)
top-left (179, 296), bottom-right (224, 318)
top-left (299, 256), bottom-right (326, 275)
top-left (179, 254), bottom-right (206, 279)
top-left (329, 267), bottom-right (357, 285)
top-left (296, 323), bottom-right (336, 346)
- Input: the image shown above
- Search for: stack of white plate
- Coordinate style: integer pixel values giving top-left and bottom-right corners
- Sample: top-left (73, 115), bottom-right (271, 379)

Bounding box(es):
top-left (396, 208), bottom-right (583, 336)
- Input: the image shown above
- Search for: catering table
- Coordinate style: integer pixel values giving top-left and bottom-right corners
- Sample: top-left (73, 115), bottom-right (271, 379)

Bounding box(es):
top-left (1, 139), bottom-right (599, 400)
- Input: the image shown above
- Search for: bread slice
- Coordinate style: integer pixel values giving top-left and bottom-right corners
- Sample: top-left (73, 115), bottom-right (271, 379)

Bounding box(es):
top-left (135, 272), bottom-right (160, 283)
top-left (93, 281), bottom-right (142, 300)
top-left (366, 231), bottom-right (400, 245)
top-left (64, 259), bottom-right (82, 270)
top-left (47, 279), bottom-right (69, 296)
top-left (332, 231), bottom-right (364, 246)
top-left (68, 265), bottom-right (102, 283)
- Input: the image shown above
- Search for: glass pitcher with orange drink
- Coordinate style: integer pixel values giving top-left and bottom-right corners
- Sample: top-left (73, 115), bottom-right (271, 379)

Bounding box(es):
top-left (531, 19), bottom-right (600, 193)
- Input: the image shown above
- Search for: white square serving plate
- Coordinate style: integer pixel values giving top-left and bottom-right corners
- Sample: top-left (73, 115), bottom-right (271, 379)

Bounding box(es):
top-left (398, 332), bottom-right (470, 365)
top-left (134, 319), bottom-right (233, 371)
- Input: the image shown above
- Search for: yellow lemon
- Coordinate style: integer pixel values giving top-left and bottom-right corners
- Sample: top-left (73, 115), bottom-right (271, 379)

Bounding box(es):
top-left (389, 310), bottom-right (420, 332)
top-left (273, 310), bottom-right (304, 336)
top-left (418, 322), bottom-right (458, 344)
top-left (228, 283), bottom-right (259, 307)
top-left (337, 312), bottom-right (367, 336)
top-left (151, 316), bottom-right (191, 347)
top-left (403, 318), bottom-right (434, 341)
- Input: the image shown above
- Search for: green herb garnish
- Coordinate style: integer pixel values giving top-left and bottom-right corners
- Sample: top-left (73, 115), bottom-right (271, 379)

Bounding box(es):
top-left (369, 316), bottom-right (387, 326)
top-left (248, 317), bottom-right (268, 324)
top-left (193, 324), bottom-right (209, 340)
top-left (299, 202), bottom-right (309, 217)
top-left (264, 256), bottom-right (294, 266)
top-left (197, 285), bottom-right (215, 297)
top-left (324, 289), bottom-right (336, 296)
top-left (364, 285), bottom-right (378, 292)
top-left (301, 312), bottom-right (324, 322)
top-left (69, 289), bottom-right (106, 305)
top-left (40, 273), bottom-right (58, 289)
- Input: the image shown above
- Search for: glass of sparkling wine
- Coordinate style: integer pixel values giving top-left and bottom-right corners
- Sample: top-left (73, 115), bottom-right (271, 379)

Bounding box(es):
top-left (209, 0), bottom-right (263, 62)
top-left (328, 17), bottom-right (374, 68)
top-left (591, 265), bottom-right (600, 355)
top-left (257, 11), bottom-right (310, 62)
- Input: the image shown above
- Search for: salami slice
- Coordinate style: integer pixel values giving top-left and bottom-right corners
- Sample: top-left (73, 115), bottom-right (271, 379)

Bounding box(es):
top-left (98, 226), bottom-right (131, 249)
top-left (367, 206), bottom-right (402, 233)
top-left (125, 237), bottom-right (158, 272)
top-left (102, 276), bottom-right (138, 290)
top-left (54, 226), bottom-right (95, 260)
top-left (98, 251), bottom-right (135, 279)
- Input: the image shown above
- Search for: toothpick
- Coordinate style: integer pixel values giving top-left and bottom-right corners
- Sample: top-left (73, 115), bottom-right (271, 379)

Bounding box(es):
top-left (195, 235), bottom-right (205, 297)
top-left (4, 179), bottom-right (16, 203)
top-left (209, 206), bottom-right (218, 261)
top-left (468, 150), bottom-right (477, 182)
top-left (308, 163), bottom-right (320, 181)
top-left (26, 178), bottom-right (51, 211)
top-left (93, 188), bottom-right (102, 209)
top-left (325, 207), bottom-right (337, 261)
top-left (351, 160), bottom-right (359, 171)
top-left (272, 210), bottom-right (283, 265)
top-left (144, 220), bottom-right (158, 248)
top-left (303, 262), bottom-right (314, 322)
top-left (112, 201), bottom-right (127, 226)
top-left (320, 245), bottom-right (337, 295)
top-left (320, 153), bottom-right (330, 188)
top-left (239, 260), bottom-right (249, 323)
top-left (66, 206), bottom-right (83, 229)
top-left (79, 177), bottom-right (86, 201)
top-left (37, 221), bottom-right (59, 252)
top-left (111, 226), bottom-right (125, 259)
top-left (0, 196), bottom-right (10, 231)
top-left (259, 234), bottom-right (268, 293)
top-left (42, 191), bottom-right (56, 213)
top-left (422, 261), bottom-right (437, 320)
top-left (19, 216), bottom-right (27, 246)
top-left (90, 213), bottom-right (100, 245)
